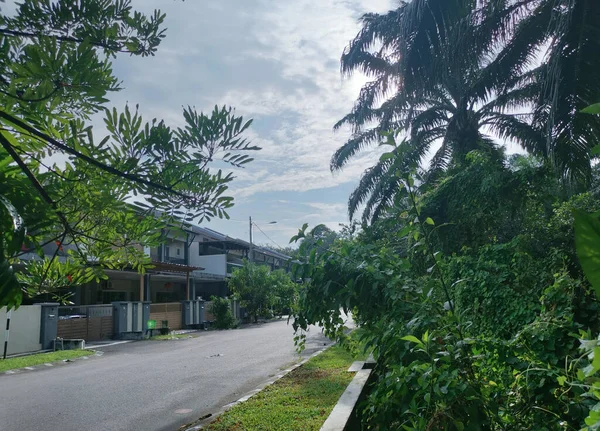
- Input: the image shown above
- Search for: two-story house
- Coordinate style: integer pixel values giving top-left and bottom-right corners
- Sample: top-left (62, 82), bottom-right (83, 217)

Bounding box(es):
top-left (42, 221), bottom-right (291, 307)
top-left (17, 218), bottom-right (292, 341)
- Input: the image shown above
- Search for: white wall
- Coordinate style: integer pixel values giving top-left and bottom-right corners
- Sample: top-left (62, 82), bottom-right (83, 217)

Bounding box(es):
top-left (0, 305), bottom-right (42, 355)
top-left (190, 255), bottom-right (227, 276)
top-left (189, 241), bottom-right (199, 261)
top-left (165, 239), bottom-right (185, 259)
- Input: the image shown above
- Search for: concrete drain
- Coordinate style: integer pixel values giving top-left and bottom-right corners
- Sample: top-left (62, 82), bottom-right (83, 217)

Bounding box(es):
top-left (175, 409), bottom-right (193, 415)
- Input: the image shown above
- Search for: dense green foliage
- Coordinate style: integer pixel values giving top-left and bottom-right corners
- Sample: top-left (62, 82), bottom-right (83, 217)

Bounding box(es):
top-left (291, 1), bottom-right (600, 429)
top-left (209, 296), bottom-right (236, 329)
top-left (0, 1), bottom-right (258, 308)
top-left (228, 261), bottom-right (298, 322)
top-left (270, 269), bottom-right (300, 317)
top-left (292, 159), bottom-right (600, 428)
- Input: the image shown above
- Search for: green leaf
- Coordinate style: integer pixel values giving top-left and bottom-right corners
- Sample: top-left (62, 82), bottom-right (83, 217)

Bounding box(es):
top-left (425, 217), bottom-right (435, 226)
top-left (379, 152), bottom-right (394, 162)
top-left (0, 194), bottom-right (24, 232)
top-left (401, 335), bottom-right (423, 345)
top-left (557, 376), bottom-right (567, 386)
top-left (592, 145), bottom-right (600, 156)
top-left (592, 346), bottom-right (600, 375)
top-left (573, 210), bottom-right (600, 296)
top-left (582, 103), bottom-right (600, 114)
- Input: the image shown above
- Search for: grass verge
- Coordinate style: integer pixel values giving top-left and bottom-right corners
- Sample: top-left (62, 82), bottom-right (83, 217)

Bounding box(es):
top-left (204, 344), bottom-right (366, 431)
top-left (0, 349), bottom-right (92, 372)
top-left (151, 333), bottom-right (191, 340)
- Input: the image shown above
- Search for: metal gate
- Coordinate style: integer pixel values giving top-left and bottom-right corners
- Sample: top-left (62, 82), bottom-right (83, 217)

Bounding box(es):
top-left (149, 302), bottom-right (182, 330)
top-left (57, 305), bottom-right (113, 342)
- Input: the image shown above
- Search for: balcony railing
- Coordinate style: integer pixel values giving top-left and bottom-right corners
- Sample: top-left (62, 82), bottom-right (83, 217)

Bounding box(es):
top-left (164, 256), bottom-right (186, 265)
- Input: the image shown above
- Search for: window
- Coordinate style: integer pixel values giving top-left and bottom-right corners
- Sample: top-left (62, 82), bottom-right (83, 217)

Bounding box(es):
top-left (199, 238), bottom-right (211, 255)
top-left (165, 246), bottom-right (170, 258)
top-left (176, 248), bottom-right (181, 256)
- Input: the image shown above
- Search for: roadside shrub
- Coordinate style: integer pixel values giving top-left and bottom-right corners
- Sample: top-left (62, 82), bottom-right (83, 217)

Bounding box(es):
top-left (209, 296), bottom-right (236, 329)
top-left (446, 239), bottom-right (551, 339)
top-left (228, 261), bottom-right (298, 321)
top-left (228, 262), bottom-right (273, 322)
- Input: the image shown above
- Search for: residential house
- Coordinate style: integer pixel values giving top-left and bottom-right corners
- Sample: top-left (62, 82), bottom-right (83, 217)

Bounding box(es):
top-left (14, 219), bottom-right (292, 344)
top-left (20, 219), bottom-right (291, 306)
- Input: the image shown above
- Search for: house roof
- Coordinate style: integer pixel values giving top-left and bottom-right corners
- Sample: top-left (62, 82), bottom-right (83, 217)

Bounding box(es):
top-left (199, 238), bottom-right (291, 261)
top-left (256, 247), bottom-right (292, 260)
top-left (132, 205), bottom-right (292, 261)
top-left (199, 239), bottom-right (249, 251)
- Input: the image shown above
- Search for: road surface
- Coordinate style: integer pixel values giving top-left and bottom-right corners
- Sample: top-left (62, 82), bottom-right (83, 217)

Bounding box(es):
top-left (0, 319), bottom-right (333, 431)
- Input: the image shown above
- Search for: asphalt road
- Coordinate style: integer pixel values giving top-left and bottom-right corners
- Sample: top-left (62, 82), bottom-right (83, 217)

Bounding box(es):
top-left (0, 319), bottom-right (334, 431)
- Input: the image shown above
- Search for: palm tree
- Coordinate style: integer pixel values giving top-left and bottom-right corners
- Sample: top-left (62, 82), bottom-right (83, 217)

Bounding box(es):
top-left (336, 0), bottom-right (600, 223)
top-left (337, 0), bottom-right (544, 223)
top-left (348, 137), bottom-right (421, 223)
top-left (487, 0), bottom-right (600, 181)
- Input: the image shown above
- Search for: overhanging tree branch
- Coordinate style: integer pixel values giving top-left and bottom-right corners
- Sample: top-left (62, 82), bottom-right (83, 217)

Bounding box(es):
top-left (0, 110), bottom-right (194, 201)
top-left (0, 28), bottom-right (142, 54)
top-left (0, 87), bottom-right (62, 103)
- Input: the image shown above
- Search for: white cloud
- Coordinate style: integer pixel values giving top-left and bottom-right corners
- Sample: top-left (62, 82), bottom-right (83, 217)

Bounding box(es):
top-left (210, 0), bottom-right (393, 197)
top-left (103, 0), bottom-right (395, 245)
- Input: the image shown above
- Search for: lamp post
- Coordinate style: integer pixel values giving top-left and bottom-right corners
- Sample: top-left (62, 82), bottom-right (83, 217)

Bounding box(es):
top-left (248, 217), bottom-right (276, 262)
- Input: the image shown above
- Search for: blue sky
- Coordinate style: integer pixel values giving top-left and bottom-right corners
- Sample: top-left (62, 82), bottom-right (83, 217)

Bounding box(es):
top-left (101, 0), bottom-right (395, 248)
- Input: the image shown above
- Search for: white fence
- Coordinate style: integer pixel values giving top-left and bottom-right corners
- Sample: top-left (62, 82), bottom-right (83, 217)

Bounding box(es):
top-left (0, 305), bottom-right (42, 356)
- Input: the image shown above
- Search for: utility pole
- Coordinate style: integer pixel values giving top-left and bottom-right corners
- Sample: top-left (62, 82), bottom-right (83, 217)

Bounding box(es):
top-left (249, 216), bottom-right (253, 262)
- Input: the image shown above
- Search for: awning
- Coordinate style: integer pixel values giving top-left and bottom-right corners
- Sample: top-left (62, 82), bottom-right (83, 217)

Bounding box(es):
top-left (150, 261), bottom-right (203, 273)
top-left (199, 240), bottom-right (249, 251)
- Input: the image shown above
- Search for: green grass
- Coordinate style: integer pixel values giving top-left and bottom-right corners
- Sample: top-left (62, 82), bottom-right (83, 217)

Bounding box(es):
top-left (150, 333), bottom-right (191, 340)
top-left (204, 345), bottom-right (367, 431)
top-left (0, 349), bottom-right (92, 372)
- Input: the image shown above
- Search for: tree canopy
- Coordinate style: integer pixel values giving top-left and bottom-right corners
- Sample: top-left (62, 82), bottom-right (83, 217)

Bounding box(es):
top-left (228, 260), bottom-right (298, 322)
top-left (0, 0), bottom-right (258, 309)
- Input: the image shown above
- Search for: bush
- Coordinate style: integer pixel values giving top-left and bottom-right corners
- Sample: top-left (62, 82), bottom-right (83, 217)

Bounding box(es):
top-left (445, 239), bottom-right (551, 338)
top-left (228, 262), bottom-right (273, 322)
top-left (228, 261), bottom-right (298, 321)
top-left (209, 296), bottom-right (236, 329)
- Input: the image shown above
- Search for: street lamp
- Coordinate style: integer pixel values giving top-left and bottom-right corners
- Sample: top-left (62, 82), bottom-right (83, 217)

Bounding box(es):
top-left (249, 217), bottom-right (277, 262)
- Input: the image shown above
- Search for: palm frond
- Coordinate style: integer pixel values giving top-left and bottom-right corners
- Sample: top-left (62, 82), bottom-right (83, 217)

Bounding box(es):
top-left (330, 128), bottom-right (383, 172)
top-left (471, 0), bottom-right (552, 101)
top-left (428, 137), bottom-right (452, 174)
top-left (535, 0), bottom-right (600, 181)
top-left (341, 9), bottom-right (403, 76)
top-left (483, 113), bottom-right (545, 156)
top-left (364, 174), bottom-right (402, 224)
top-left (348, 157), bottom-right (394, 221)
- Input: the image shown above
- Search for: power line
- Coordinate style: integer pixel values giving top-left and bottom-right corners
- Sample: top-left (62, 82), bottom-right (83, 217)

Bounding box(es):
top-left (252, 222), bottom-right (285, 250)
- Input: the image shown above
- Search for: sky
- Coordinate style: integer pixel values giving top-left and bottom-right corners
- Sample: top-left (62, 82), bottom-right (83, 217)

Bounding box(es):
top-left (97, 0), bottom-right (396, 249)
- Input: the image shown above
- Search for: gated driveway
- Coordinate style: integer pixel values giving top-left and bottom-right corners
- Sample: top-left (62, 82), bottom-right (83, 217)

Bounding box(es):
top-left (58, 305), bottom-right (114, 342)
top-left (0, 319), bottom-right (334, 431)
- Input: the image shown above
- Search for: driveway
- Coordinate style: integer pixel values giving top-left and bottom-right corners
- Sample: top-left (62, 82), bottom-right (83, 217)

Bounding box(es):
top-left (0, 319), bottom-right (333, 431)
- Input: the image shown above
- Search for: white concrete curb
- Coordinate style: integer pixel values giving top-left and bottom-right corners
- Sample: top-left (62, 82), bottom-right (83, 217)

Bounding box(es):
top-left (320, 367), bottom-right (372, 431)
